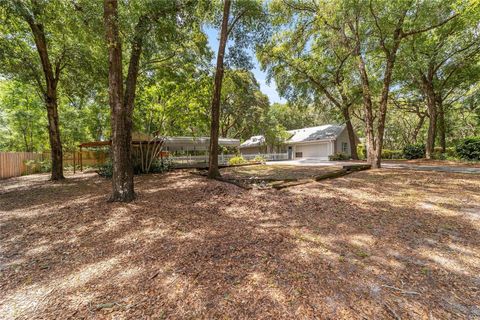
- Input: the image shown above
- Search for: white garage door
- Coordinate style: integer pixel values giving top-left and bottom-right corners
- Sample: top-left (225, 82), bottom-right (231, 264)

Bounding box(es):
top-left (295, 143), bottom-right (330, 159)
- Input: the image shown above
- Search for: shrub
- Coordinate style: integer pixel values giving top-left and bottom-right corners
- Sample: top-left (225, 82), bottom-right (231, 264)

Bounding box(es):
top-left (24, 159), bottom-right (51, 174)
top-left (328, 153), bottom-right (350, 161)
top-left (446, 147), bottom-right (457, 158)
top-left (432, 152), bottom-right (447, 160)
top-left (455, 137), bottom-right (480, 161)
top-left (99, 157), bottom-right (173, 178)
top-left (150, 158), bottom-right (174, 173)
top-left (228, 156), bottom-right (246, 166)
top-left (133, 161), bottom-right (143, 175)
top-left (98, 161), bottom-right (113, 178)
top-left (381, 149), bottom-right (403, 159)
top-left (253, 155), bottom-right (265, 163)
top-left (432, 147), bottom-right (457, 160)
top-left (357, 144), bottom-right (366, 159)
top-left (403, 144), bottom-right (425, 160)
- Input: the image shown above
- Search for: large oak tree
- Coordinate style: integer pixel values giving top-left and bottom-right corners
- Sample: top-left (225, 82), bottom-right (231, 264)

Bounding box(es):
top-left (103, 0), bottom-right (199, 201)
top-left (207, 0), bottom-right (267, 178)
top-left (0, 1), bottom-right (84, 179)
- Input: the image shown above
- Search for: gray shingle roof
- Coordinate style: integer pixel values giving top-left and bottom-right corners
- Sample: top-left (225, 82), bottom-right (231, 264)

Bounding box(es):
top-left (286, 125), bottom-right (345, 143)
top-left (238, 135), bottom-right (265, 148)
top-left (240, 124), bottom-right (345, 148)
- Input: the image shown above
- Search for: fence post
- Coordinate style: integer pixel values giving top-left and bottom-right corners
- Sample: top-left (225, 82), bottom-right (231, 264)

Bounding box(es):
top-left (80, 147), bottom-right (83, 171)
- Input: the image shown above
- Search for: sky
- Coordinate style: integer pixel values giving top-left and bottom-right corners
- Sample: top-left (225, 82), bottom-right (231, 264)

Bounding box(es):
top-left (204, 27), bottom-right (286, 104)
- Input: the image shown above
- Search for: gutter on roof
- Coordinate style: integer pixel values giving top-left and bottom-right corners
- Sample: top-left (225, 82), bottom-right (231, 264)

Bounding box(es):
top-left (286, 138), bottom-right (335, 145)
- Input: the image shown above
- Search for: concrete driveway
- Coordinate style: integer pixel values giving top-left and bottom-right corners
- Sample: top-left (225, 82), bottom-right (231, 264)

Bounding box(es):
top-left (266, 159), bottom-right (480, 174)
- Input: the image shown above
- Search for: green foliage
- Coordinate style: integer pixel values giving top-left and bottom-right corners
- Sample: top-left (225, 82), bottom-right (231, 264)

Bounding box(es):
top-left (455, 137), bottom-right (480, 161)
top-left (253, 155), bottom-right (265, 163)
top-left (133, 157), bottom-right (174, 175)
top-left (24, 159), bottom-right (51, 174)
top-left (98, 162), bottom-right (113, 178)
top-left (207, 0), bottom-right (269, 69)
top-left (0, 0), bottom-right (479, 168)
top-left (328, 153), bottom-right (349, 161)
top-left (150, 158), bottom-right (174, 173)
top-left (100, 157), bottom-right (173, 178)
top-left (403, 144), bottom-right (426, 160)
top-left (357, 144), bottom-right (366, 160)
top-left (219, 70), bottom-right (270, 140)
top-left (432, 147), bottom-right (457, 160)
top-left (0, 81), bottom-right (48, 151)
top-left (381, 149), bottom-right (403, 160)
top-left (268, 103), bottom-right (326, 131)
top-left (228, 156), bottom-right (247, 166)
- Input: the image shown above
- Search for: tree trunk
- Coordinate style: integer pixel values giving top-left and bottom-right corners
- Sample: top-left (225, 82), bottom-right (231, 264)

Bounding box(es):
top-left (24, 11), bottom-right (64, 180)
top-left (46, 90), bottom-right (64, 180)
top-left (341, 107), bottom-right (358, 160)
top-left (373, 63), bottom-right (394, 168)
top-left (208, 0), bottom-right (231, 179)
top-left (422, 81), bottom-right (437, 159)
top-left (412, 112), bottom-right (426, 144)
top-left (436, 95), bottom-right (446, 153)
top-left (350, 12), bottom-right (405, 169)
top-left (104, 0), bottom-right (134, 202)
top-left (355, 53), bottom-right (377, 167)
top-left (373, 38), bottom-right (402, 169)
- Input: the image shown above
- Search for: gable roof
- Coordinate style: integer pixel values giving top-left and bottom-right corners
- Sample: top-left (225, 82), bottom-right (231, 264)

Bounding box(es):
top-left (239, 135), bottom-right (266, 148)
top-left (240, 124), bottom-right (346, 148)
top-left (286, 124), bottom-right (345, 143)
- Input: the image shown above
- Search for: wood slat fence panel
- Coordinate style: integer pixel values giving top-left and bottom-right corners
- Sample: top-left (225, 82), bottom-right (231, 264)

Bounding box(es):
top-left (0, 152), bottom-right (46, 179)
top-left (0, 151), bottom-right (109, 179)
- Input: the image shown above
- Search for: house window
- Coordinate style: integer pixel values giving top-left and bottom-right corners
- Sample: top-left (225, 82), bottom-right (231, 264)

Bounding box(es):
top-left (295, 152), bottom-right (303, 158)
top-left (342, 142), bottom-right (348, 153)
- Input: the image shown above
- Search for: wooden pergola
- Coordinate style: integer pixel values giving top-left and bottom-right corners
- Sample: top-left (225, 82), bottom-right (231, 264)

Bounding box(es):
top-left (77, 140), bottom-right (111, 172)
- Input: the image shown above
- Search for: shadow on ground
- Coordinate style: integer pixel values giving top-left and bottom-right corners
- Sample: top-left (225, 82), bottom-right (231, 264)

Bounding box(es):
top-left (0, 169), bottom-right (479, 319)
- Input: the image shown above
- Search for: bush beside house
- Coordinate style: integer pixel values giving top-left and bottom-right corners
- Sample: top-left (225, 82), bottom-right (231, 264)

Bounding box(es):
top-left (456, 137), bottom-right (480, 160)
top-left (328, 153), bottom-right (350, 161)
top-left (403, 144), bottom-right (425, 159)
top-left (228, 156), bottom-right (247, 166)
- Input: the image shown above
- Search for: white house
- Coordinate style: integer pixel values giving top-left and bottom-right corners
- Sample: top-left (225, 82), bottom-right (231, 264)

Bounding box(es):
top-left (240, 124), bottom-right (358, 160)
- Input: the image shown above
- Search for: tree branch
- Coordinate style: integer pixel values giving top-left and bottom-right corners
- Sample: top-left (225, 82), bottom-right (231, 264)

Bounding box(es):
top-left (402, 13), bottom-right (458, 38)
top-left (227, 8), bottom-right (247, 36)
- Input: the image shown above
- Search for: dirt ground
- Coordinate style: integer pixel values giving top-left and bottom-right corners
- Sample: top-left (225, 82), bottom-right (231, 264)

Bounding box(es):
top-left (1, 168), bottom-right (479, 319)
top-left (220, 165), bottom-right (341, 181)
top-left (383, 159), bottom-right (480, 168)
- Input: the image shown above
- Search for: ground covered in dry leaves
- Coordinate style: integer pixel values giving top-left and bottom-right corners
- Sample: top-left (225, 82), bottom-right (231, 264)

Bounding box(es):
top-left (383, 159), bottom-right (480, 168)
top-left (220, 165), bottom-right (340, 181)
top-left (1, 168), bottom-right (479, 319)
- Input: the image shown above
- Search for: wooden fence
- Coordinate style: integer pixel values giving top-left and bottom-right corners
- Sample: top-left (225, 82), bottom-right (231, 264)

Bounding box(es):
top-left (0, 152), bottom-right (47, 179)
top-left (0, 151), bottom-right (109, 179)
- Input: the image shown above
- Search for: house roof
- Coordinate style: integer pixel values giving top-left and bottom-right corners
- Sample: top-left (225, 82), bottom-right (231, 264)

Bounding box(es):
top-left (239, 124), bottom-right (346, 148)
top-left (80, 136), bottom-right (240, 149)
top-left (286, 124), bottom-right (345, 143)
top-left (163, 136), bottom-right (240, 148)
top-left (239, 135), bottom-right (266, 148)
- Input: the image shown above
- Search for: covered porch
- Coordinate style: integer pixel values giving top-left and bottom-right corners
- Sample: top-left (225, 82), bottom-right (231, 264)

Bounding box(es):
top-left (77, 135), bottom-right (241, 170)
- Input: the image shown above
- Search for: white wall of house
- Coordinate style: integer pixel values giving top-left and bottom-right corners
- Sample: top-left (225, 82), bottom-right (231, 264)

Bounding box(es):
top-left (335, 128), bottom-right (351, 156)
top-left (290, 140), bottom-right (335, 160)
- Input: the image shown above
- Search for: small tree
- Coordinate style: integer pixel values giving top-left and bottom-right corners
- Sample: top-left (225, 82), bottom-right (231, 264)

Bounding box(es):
top-left (137, 136), bottom-right (165, 174)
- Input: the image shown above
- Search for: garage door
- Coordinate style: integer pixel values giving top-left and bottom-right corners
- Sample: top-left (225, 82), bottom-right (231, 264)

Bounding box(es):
top-left (295, 143), bottom-right (330, 159)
